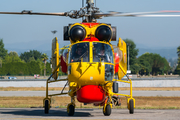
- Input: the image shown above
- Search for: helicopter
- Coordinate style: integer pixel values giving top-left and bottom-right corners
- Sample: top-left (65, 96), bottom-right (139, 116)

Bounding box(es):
top-left (1, 0), bottom-right (180, 116)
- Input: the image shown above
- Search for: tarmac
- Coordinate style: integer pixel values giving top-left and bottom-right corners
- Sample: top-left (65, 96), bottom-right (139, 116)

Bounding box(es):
top-left (0, 108), bottom-right (179, 120)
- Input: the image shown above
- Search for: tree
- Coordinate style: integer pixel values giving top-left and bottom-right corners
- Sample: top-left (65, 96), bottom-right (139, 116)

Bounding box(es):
top-left (131, 63), bottom-right (141, 75)
top-left (0, 57), bottom-right (2, 68)
top-left (0, 39), bottom-right (8, 59)
top-left (27, 61), bottom-right (41, 75)
top-left (137, 53), bottom-right (152, 75)
top-left (161, 57), bottom-right (170, 74)
top-left (46, 62), bottom-right (52, 76)
top-left (175, 46), bottom-right (180, 75)
top-left (3, 51), bottom-right (22, 63)
top-left (20, 50), bottom-right (42, 62)
top-left (36, 59), bottom-right (43, 75)
top-left (177, 46), bottom-right (180, 57)
top-left (138, 53), bottom-right (170, 75)
top-left (41, 53), bottom-right (48, 77)
top-left (124, 39), bottom-right (139, 74)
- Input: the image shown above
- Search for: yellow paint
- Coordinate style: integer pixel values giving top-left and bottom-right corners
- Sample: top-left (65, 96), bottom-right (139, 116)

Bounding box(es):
top-left (69, 82), bottom-right (77, 87)
top-left (45, 23), bottom-right (135, 113)
top-left (117, 38), bottom-right (127, 80)
top-left (51, 37), bottom-right (59, 80)
top-left (68, 62), bottom-right (106, 86)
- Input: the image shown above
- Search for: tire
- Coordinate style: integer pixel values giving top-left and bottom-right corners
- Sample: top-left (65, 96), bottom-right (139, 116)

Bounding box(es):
top-left (67, 105), bottom-right (75, 116)
top-left (129, 99), bottom-right (134, 114)
top-left (103, 104), bottom-right (111, 116)
top-left (44, 100), bottom-right (49, 114)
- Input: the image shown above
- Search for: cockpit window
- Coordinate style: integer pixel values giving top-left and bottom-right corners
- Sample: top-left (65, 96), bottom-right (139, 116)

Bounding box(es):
top-left (93, 42), bottom-right (114, 63)
top-left (69, 42), bottom-right (89, 63)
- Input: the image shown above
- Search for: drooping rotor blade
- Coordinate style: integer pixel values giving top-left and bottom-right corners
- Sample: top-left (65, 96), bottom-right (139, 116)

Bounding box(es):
top-left (94, 10), bottom-right (180, 18)
top-left (0, 10), bottom-right (66, 16)
top-left (133, 15), bottom-right (180, 17)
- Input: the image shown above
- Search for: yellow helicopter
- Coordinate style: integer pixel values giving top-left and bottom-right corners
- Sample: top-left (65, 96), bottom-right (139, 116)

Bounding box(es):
top-left (1, 0), bottom-right (180, 116)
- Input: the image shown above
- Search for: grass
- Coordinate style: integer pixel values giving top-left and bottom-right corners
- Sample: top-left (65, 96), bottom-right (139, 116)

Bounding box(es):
top-left (0, 87), bottom-right (180, 91)
top-left (0, 87), bottom-right (179, 109)
top-left (0, 96), bottom-right (179, 109)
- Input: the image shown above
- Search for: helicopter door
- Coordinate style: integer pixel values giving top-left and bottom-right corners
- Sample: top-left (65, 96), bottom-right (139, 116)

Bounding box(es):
top-left (113, 45), bottom-right (123, 73)
top-left (117, 38), bottom-right (127, 80)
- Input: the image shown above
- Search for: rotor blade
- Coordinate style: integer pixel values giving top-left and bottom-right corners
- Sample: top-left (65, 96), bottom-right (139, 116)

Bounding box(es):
top-left (134, 15), bottom-right (180, 17)
top-left (0, 11), bottom-right (66, 16)
top-left (94, 10), bottom-right (180, 17)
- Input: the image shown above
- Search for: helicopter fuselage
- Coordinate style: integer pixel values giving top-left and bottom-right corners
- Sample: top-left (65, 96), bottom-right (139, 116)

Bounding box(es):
top-left (61, 22), bottom-right (125, 104)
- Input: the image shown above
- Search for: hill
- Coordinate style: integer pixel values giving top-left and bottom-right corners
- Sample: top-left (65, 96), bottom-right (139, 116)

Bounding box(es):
top-left (5, 41), bottom-right (178, 61)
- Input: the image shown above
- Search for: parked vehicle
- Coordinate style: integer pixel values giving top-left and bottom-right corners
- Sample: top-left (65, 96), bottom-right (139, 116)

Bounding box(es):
top-left (8, 76), bottom-right (17, 79)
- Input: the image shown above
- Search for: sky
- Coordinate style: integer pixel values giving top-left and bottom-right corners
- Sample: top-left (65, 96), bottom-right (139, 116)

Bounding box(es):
top-left (0, 0), bottom-right (180, 53)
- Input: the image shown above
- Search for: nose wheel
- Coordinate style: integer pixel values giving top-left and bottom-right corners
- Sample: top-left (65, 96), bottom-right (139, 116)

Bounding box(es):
top-left (43, 98), bottom-right (51, 114)
top-left (67, 104), bottom-right (75, 116)
top-left (103, 104), bottom-right (111, 116)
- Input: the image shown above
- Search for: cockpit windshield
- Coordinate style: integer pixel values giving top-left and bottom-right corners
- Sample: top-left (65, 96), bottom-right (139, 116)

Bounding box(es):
top-left (93, 42), bottom-right (114, 63)
top-left (69, 42), bottom-right (89, 63)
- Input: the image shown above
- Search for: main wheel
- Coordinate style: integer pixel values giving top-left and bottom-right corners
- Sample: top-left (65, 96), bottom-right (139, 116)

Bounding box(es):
top-left (129, 99), bottom-right (134, 114)
top-left (44, 100), bottom-right (49, 114)
top-left (103, 104), bottom-right (111, 116)
top-left (67, 105), bottom-right (75, 116)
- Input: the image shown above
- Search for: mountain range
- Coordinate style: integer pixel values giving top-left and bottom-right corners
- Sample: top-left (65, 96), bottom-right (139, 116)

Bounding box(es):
top-left (4, 40), bottom-right (178, 61)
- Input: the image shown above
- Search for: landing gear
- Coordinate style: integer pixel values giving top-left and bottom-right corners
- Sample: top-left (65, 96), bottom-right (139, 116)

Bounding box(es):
top-left (128, 99), bottom-right (134, 114)
top-left (67, 97), bottom-right (75, 116)
top-left (103, 104), bottom-right (111, 116)
top-left (44, 99), bottom-right (50, 114)
top-left (67, 104), bottom-right (75, 116)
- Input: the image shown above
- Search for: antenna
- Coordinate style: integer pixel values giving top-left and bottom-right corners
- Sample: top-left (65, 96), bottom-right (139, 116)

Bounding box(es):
top-left (82, 0), bottom-right (84, 21)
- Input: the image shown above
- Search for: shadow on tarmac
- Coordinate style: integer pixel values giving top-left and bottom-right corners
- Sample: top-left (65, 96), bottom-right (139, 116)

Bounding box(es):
top-left (0, 108), bottom-right (93, 117)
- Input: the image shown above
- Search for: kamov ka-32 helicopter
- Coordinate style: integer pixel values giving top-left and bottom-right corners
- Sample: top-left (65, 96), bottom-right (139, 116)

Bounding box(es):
top-left (1, 0), bottom-right (180, 116)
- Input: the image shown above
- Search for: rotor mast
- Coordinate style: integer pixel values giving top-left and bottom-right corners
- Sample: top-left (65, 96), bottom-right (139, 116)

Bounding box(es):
top-left (86, 0), bottom-right (95, 22)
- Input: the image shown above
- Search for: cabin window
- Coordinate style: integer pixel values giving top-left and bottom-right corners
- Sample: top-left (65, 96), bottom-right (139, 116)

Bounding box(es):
top-left (93, 42), bottom-right (114, 63)
top-left (69, 42), bottom-right (89, 63)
